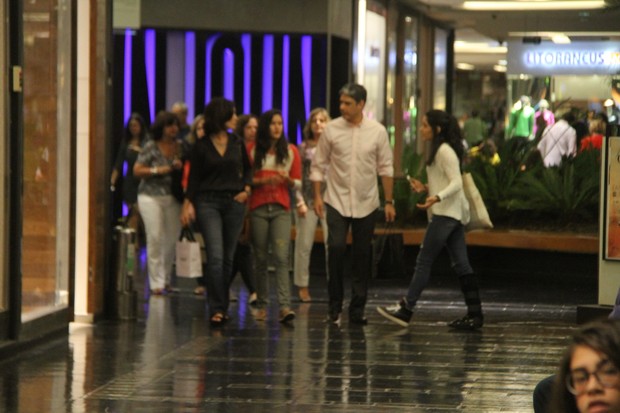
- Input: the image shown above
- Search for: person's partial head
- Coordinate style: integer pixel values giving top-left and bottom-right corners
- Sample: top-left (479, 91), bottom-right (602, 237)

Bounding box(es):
top-left (125, 112), bottom-right (147, 141)
top-left (304, 107), bottom-right (330, 140)
top-left (562, 110), bottom-right (577, 124)
top-left (520, 95), bottom-right (531, 106)
top-left (539, 99), bottom-right (550, 110)
top-left (339, 83), bottom-right (366, 124)
top-left (590, 112), bottom-right (609, 135)
top-left (189, 114), bottom-right (205, 143)
top-left (235, 114), bottom-right (258, 142)
top-left (471, 109), bottom-right (479, 118)
top-left (171, 102), bottom-right (189, 126)
top-left (553, 320), bottom-right (620, 413)
top-left (151, 111), bottom-right (180, 141)
top-left (254, 109), bottom-right (289, 167)
top-left (421, 110), bottom-right (461, 143)
top-left (590, 118), bottom-right (607, 135)
top-left (257, 109), bottom-right (284, 144)
top-left (421, 109), bottom-right (464, 165)
top-left (203, 97), bottom-right (237, 137)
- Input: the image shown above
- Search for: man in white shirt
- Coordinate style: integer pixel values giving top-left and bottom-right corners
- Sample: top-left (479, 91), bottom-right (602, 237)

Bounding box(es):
top-left (537, 111), bottom-right (577, 167)
top-left (311, 83), bottom-right (396, 325)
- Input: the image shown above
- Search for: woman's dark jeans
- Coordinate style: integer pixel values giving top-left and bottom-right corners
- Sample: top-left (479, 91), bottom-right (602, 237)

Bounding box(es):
top-left (405, 215), bottom-right (473, 308)
top-left (194, 191), bottom-right (246, 316)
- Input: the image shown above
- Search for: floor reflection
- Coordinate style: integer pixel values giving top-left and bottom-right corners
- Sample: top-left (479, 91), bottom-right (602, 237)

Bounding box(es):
top-left (0, 259), bottom-right (593, 412)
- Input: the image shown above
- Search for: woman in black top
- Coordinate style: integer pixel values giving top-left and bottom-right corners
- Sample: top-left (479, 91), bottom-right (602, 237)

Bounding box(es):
top-left (181, 98), bottom-right (252, 326)
top-left (111, 113), bottom-right (148, 230)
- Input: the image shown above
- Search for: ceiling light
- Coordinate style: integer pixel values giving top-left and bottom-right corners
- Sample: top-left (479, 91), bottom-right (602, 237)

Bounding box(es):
top-left (493, 65), bottom-right (507, 72)
top-left (462, 1), bottom-right (606, 11)
top-left (454, 41), bottom-right (508, 53)
top-left (457, 63), bottom-right (475, 70)
top-left (551, 33), bottom-right (571, 44)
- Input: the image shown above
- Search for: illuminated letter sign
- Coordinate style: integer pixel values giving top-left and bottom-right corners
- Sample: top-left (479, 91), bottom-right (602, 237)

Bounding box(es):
top-left (507, 41), bottom-right (620, 76)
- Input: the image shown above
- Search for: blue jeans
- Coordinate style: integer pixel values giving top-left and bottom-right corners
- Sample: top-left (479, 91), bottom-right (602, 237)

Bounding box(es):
top-left (251, 204), bottom-right (292, 309)
top-left (326, 204), bottom-right (376, 318)
top-left (194, 191), bottom-right (246, 316)
top-left (405, 215), bottom-right (473, 308)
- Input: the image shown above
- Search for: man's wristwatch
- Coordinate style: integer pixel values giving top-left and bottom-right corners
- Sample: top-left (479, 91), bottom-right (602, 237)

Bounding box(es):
top-left (385, 200), bottom-right (394, 205)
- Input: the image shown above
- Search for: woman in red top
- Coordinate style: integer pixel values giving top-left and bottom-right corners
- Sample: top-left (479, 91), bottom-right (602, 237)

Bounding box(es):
top-left (580, 114), bottom-right (607, 152)
top-left (247, 109), bottom-right (301, 323)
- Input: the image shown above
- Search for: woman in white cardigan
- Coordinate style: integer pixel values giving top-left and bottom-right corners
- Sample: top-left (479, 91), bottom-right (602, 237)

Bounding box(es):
top-left (377, 109), bottom-right (483, 330)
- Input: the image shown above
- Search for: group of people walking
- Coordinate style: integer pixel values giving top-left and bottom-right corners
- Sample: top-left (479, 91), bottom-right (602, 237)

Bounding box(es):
top-left (112, 82), bottom-right (485, 331)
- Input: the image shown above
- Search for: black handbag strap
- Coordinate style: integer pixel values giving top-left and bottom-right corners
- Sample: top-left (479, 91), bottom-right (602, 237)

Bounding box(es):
top-left (380, 222), bottom-right (399, 236)
top-left (179, 226), bottom-right (196, 242)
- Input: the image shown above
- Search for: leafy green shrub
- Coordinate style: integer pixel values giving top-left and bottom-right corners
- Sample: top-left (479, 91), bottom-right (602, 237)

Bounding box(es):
top-left (465, 138), bottom-right (600, 229)
top-left (508, 148), bottom-right (600, 223)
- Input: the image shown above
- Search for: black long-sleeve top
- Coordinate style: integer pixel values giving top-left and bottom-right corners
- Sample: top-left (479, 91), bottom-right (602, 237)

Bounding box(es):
top-left (185, 132), bottom-right (252, 202)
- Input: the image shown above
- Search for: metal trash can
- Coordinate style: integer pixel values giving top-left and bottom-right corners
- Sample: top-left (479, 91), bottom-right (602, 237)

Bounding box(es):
top-left (112, 225), bottom-right (138, 320)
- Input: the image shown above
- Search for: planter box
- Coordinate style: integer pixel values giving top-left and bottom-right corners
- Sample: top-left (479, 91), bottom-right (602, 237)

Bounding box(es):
top-left (302, 227), bottom-right (598, 254)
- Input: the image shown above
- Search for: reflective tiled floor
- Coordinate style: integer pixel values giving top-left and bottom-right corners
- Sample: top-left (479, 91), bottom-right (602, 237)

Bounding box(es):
top-left (0, 246), bottom-right (599, 412)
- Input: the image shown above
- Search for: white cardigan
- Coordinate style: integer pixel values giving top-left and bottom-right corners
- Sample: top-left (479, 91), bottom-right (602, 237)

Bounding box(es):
top-left (426, 143), bottom-right (470, 225)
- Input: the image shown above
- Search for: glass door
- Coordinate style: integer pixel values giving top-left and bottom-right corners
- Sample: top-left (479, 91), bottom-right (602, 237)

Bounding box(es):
top-left (0, 0), bottom-right (8, 325)
top-left (21, 0), bottom-right (71, 322)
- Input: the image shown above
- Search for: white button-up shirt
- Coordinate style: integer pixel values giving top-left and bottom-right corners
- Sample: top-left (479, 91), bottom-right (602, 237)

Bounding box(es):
top-left (310, 116), bottom-right (393, 218)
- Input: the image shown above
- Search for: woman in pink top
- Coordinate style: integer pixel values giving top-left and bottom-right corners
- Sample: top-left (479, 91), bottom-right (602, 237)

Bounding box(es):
top-left (247, 109), bottom-right (301, 323)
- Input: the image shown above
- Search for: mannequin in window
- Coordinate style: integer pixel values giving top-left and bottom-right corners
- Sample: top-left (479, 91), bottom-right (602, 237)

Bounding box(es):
top-left (534, 99), bottom-right (555, 137)
top-left (507, 95), bottom-right (535, 140)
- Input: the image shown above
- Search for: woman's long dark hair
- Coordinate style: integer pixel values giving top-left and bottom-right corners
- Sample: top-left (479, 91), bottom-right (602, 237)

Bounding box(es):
top-left (425, 109), bottom-right (465, 166)
top-left (253, 109), bottom-right (289, 169)
top-left (203, 97), bottom-right (236, 137)
top-left (124, 112), bottom-right (147, 143)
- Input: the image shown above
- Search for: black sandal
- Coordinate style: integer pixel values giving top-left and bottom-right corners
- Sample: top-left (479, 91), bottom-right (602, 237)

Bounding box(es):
top-left (210, 313), bottom-right (225, 327)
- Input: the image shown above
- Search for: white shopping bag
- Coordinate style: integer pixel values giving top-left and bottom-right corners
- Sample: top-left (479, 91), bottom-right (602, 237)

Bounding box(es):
top-left (175, 228), bottom-right (203, 278)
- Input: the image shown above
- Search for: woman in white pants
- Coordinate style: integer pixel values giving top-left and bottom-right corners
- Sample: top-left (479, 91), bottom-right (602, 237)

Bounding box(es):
top-left (294, 108), bottom-right (330, 302)
top-left (134, 111), bottom-right (185, 295)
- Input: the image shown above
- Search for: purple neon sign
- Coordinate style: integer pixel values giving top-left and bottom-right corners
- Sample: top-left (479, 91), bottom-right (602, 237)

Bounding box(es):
top-left (131, 30), bottom-right (321, 143)
top-left (185, 32), bottom-right (196, 121)
top-left (123, 29), bottom-right (133, 124)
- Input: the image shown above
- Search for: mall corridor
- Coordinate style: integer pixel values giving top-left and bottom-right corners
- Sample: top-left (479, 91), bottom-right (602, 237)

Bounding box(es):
top-left (0, 246), bottom-right (598, 412)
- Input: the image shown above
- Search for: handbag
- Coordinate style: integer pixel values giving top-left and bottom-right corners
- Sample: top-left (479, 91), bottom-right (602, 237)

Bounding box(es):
top-left (372, 225), bottom-right (406, 279)
top-left (175, 227), bottom-right (203, 278)
top-left (170, 167), bottom-right (185, 203)
top-left (462, 172), bottom-right (493, 230)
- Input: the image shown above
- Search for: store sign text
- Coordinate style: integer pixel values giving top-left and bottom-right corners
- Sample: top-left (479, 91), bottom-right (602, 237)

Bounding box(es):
top-left (524, 50), bottom-right (620, 68)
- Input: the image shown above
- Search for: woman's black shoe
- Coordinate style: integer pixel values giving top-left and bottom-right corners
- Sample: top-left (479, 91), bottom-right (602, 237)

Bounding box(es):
top-left (448, 315), bottom-right (483, 330)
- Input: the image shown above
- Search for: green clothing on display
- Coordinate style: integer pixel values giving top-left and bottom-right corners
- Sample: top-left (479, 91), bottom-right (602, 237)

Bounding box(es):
top-left (507, 106), bottom-right (535, 139)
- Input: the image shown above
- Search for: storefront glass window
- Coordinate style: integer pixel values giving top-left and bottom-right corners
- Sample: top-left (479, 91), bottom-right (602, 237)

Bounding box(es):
top-left (363, 2), bottom-right (386, 122)
top-left (21, 0), bottom-right (71, 321)
top-left (434, 27), bottom-right (448, 111)
top-left (385, 4), bottom-right (397, 146)
top-left (402, 16), bottom-right (418, 146)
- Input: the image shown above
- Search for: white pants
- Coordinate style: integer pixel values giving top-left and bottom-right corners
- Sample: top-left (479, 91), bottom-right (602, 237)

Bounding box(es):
top-left (293, 208), bottom-right (328, 287)
top-left (138, 194), bottom-right (181, 291)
